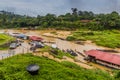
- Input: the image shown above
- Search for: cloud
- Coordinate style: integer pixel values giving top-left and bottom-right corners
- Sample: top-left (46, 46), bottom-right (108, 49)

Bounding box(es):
top-left (0, 0), bottom-right (119, 16)
top-left (67, 0), bottom-right (119, 13)
top-left (0, 0), bottom-right (69, 16)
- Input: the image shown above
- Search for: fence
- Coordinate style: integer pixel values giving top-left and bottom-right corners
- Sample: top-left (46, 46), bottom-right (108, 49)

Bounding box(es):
top-left (0, 50), bottom-right (15, 60)
top-left (0, 46), bottom-right (31, 60)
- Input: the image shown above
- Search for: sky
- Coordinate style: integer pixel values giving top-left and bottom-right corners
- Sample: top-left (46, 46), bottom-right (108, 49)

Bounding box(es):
top-left (0, 0), bottom-right (120, 16)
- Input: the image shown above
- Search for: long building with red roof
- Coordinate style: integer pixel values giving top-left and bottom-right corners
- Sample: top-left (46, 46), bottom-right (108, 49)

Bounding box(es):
top-left (85, 50), bottom-right (120, 69)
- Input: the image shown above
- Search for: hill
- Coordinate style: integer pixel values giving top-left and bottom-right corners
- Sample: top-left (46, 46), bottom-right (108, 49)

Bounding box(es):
top-left (0, 53), bottom-right (115, 80)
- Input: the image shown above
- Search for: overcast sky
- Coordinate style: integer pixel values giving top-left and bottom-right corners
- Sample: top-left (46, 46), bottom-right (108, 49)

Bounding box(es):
top-left (0, 0), bottom-right (120, 16)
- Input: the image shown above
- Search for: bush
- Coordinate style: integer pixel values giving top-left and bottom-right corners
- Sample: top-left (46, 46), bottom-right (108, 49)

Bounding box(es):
top-left (66, 36), bottom-right (76, 41)
top-left (81, 32), bottom-right (94, 36)
top-left (50, 48), bottom-right (74, 59)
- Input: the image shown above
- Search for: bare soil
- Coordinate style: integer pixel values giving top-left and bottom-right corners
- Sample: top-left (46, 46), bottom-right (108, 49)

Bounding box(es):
top-left (1, 29), bottom-right (119, 70)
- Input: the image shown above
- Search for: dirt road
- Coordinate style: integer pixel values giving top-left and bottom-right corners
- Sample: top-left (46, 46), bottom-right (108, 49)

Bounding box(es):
top-left (0, 29), bottom-right (117, 70)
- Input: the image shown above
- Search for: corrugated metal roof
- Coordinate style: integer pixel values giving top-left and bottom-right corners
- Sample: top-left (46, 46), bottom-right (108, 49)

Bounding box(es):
top-left (85, 50), bottom-right (120, 65)
top-left (17, 34), bottom-right (26, 37)
top-left (29, 36), bottom-right (43, 41)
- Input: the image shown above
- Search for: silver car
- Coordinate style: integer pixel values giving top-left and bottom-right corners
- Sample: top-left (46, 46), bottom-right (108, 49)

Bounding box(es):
top-left (9, 43), bottom-right (17, 49)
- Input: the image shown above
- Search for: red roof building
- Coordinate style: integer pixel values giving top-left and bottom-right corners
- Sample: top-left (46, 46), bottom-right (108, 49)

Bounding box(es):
top-left (85, 50), bottom-right (120, 66)
top-left (29, 36), bottom-right (43, 41)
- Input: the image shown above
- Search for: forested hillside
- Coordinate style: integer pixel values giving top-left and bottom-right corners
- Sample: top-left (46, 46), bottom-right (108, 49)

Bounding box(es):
top-left (0, 8), bottom-right (120, 30)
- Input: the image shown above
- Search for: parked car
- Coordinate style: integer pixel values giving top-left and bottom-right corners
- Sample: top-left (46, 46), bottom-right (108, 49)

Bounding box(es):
top-left (29, 41), bottom-right (45, 48)
top-left (28, 41), bottom-right (34, 45)
top-left (13, 39), bottom-right (23, 47)
top-left (9, 43), bottom-right (17, 49)
top-left (38, 42), bottom-right (45, 48)
top-left (16, 41), bottom-right (22, 46)
top-left (66, 49), bottom-right (78, 56)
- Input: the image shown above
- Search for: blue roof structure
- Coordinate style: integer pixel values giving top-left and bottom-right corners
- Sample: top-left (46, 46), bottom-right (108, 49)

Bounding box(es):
top-left (16, 34), bottom-right (27, 39)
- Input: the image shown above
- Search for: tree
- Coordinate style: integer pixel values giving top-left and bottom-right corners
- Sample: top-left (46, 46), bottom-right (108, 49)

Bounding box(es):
top-left (71, 8), bottom-right (78, 15)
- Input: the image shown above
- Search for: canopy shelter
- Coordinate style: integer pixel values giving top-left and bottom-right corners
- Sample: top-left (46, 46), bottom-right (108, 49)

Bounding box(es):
top-left (29, 36), bottom-right (43, 42)
top-left (16, 34), bottom-right (28, 39)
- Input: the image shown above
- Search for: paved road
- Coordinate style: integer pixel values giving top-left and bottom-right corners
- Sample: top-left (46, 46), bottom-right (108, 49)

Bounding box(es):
top-left (0, 41), bottom-right (31, 60)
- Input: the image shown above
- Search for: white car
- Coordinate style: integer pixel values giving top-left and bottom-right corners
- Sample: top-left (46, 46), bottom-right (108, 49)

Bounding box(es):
top-left (9, 43), bottom-right (17, 49)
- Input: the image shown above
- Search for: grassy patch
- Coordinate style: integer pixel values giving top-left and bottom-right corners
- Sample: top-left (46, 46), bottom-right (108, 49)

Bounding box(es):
top-left (50, 31), bottom-right (58, 35)
top-left (0, 34), bottom-right (15, 50)
top-left (0, 34), bottom-right (14, 44)
top-left (0, 54), bottom-right (115, 80)
top-left (67, 30), bottom-right (120, 48)
top-left (0, 46), bottom-right (9, 50)
top-left (39, 46), bottom-right (51, 52)
top-left (49, 48), bottom-right (74, 59)
top-left (39, 46), bottom-right (74, 59)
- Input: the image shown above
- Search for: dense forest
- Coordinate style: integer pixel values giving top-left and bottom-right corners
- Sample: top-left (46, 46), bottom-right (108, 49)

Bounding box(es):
top-left (0, 8), bottom-right (120, 30)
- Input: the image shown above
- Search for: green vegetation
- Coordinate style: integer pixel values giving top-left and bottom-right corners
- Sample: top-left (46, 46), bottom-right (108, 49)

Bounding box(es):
top-left (0, 34), bottom-right (15, 50)
top-left (0, 54), bottom-right (116, 80)
top-left (39, 46), bottom-right (51, 52)
top-left (1, 8), bottom-right (120, 80)
top-left (39, 46), bottom-right (74, 59)
top-left (67, 30), bottom-right (120, 48)
top-left (0, 9), bottom-right (120, 30)
top-left (50, 31), bottom-right (58, 35)
top-left (49, 48), bottom-right (74, 59)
